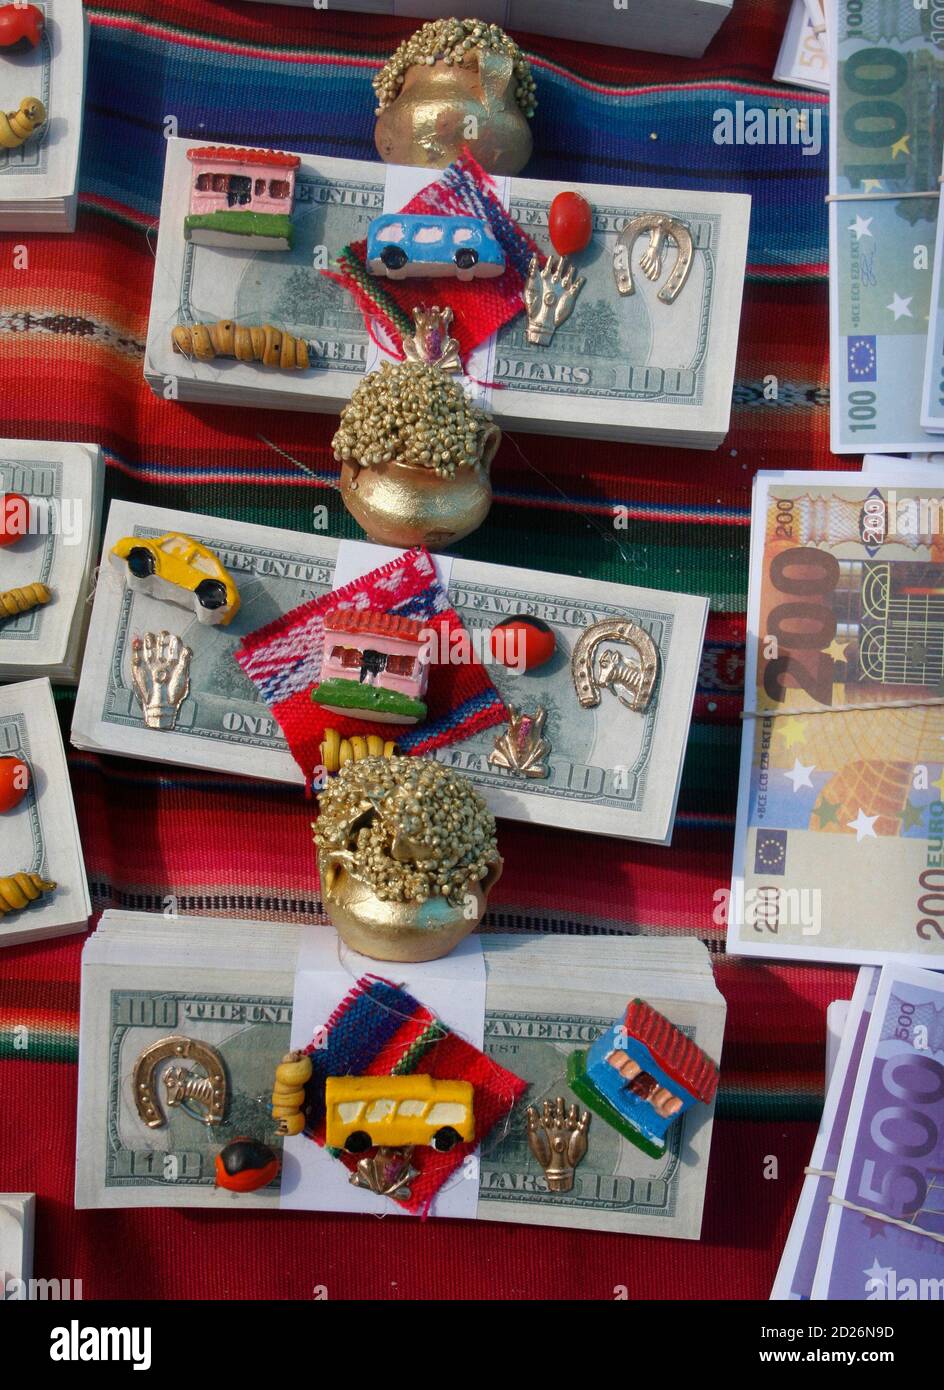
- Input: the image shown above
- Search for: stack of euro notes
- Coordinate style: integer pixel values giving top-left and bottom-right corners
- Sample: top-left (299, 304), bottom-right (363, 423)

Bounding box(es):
top-left (729, 464), bottom-right (944, 969)
top-left (772, 963), bottom-right (944, 1300)
top-left (0, 0), bottom-right (88, 233)
top-left (0, 677), bottom-right (90, 948)
top-left (829, 0), bottom-right (944, 451)
top-left (74, 914), bottom-right (725, 1240)
top-left (145, 138), bottom-right (751, 450)
top-left (775, 0), bottom-right (828, 92)
top-left (0, 440), bottom-right (103, 683)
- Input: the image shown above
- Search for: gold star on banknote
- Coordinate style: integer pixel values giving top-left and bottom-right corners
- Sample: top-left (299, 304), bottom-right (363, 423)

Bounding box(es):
top-left (778, 717), bottom-right (808, 749)
top-left (890, 133), bottom-right (911, 158)
top-left (932, 768), bottom-right (944, 800)
top-left (824, 637), bottom-right (849, 664)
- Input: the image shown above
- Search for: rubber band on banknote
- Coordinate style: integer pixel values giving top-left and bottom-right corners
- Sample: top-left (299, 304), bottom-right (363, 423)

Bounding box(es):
top-left (826, 1194), bottom-right (944, 1245)
top-left (825, 191), bottom-right (940, 203)
top-left (803, 1166), bottom-right (836, 1180)
top-left (741, 697), bottom-right (944, 718)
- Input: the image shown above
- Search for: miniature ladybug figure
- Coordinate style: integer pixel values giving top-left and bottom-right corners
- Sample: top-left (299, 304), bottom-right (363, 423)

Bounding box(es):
top-left (0, 4), bottom-right (45, 53)
top-left (214, 1138), bottom-right (280, 1194)
top-left (490, 615), bottom-right (556, 672)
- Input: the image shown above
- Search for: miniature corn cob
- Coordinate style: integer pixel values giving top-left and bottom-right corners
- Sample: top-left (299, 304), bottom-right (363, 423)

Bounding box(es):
top-left (319, 728), bottom-right (398, 775)
top-left (172, 320), bottom-right (309, 370)
top-left (0, 873), bottom-right (57, 917)
top-left (271, 1050), bottom-right (313, 1137)
top-left (0, 582), bottom-right (51, 619)
top-left (0, 97), bottom-right (46, 150)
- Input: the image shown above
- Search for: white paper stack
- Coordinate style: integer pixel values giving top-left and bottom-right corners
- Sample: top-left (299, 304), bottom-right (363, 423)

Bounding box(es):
top-left (0, 440), bottom-right (103, 684)
top-left (774, 0), bottom-right (828, 92)
top-left (0, 0), bottom-right (88, 232)
top-left (243, 0), bottom-right (733, 59)
top-left (0, 1194), bottom-right (35, 1298)
top-left (0, 677), bottom-right (90, 948)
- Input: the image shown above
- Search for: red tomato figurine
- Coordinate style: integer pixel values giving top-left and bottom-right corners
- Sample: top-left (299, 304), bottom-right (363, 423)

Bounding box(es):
top-left (490, 616), bottom-right (556, 672)
top-left (0, 493), bottom-right (29, 547)
top-left (0, 3), bottom-right (45, 53)
top-left (0, 756), bottom-right (30, 813)
top-left (548, 191), bottom-right (593, 258)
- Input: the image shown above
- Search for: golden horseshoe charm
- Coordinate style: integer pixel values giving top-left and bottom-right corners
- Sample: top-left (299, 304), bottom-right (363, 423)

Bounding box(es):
top-left (132, 1036), bottom-right (228, 1129)
top-left (613, 213), bottom-right (694, 304)
top-left (571, 619), bottom-right (659, 714)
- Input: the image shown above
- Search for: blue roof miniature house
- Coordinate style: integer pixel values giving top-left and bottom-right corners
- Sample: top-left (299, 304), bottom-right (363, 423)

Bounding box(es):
top-left (579, 999), bottom-right (719, 1155)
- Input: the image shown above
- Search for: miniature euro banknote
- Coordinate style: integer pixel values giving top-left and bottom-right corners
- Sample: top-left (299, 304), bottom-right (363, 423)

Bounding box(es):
top-left (72, 502), bottom-right (708, 844)
top-left (0, 1195), bottom-right (34, 1297)
top-left (729, 468), bottom-right (944, 966)
top-left (812, 963), bottom-right (944, 1299)
top-left (0, 0), bottom-right (88, 232)
top-left (771, 967), bottom-right (878, 1300)
top-left (774, 0), bottom-right (828, 92)
top-left (145, 139), bottom-right (750, 449)
top-left (0, 677), bottom-right (90, 946)
top-left (829, 1), bottom-right (944, 453)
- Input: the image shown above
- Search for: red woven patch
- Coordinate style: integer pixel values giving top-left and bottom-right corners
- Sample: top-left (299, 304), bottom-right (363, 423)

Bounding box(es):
top-left (323, 149), bottom-right (543, 368)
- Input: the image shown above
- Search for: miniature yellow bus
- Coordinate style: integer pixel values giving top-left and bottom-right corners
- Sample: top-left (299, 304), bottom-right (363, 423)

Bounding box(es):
top-left (325, 1075), bottom-right (475, 1154)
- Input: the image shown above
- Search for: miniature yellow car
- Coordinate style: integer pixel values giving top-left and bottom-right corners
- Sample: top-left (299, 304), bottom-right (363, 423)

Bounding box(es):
top-left (325, 1075), bottom-right (475, 1154)
top-left (110, 532), bottom-right (240, 627)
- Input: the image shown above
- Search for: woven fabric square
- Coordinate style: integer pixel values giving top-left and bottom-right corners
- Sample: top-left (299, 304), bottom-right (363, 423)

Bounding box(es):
top-left (234, 546), bottom-right (506, 783)
top-left (323, 149), bottom-right (543, 366)
top-left (302, 974), bottom-right (527, 1215)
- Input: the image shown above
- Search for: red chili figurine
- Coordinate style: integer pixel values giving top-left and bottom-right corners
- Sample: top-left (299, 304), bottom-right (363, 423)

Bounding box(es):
top-left (0, 4), bottom-right (45, 53)
top-left (0, 756), bottom-right (30, 814)
top-left (548, 191), bottom-right (593, 258)
top-left (0, 493), bottom-right (29, 547)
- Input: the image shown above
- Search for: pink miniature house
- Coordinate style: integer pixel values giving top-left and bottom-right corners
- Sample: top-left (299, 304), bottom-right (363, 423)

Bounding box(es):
top-left (312, 609), bottom-right (430, 725)
top-left (184, 146), bottom-right (300, 251)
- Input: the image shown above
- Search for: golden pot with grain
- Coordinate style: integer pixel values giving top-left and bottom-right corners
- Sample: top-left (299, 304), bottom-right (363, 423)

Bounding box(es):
top-left (375, 51), bottom-right (533, 176)
top-left (318, 847), bottom-right (503, 963)
top-left (339, 422), bottom-right (500, 551)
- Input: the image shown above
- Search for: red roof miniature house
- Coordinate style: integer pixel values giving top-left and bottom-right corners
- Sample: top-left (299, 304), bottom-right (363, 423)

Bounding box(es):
top-left (184, 146), bottom-right (300, 251)
top-left (311, 609), bottom-right (430, 725)
top-left (569, 998), bottom-right (720, 1157)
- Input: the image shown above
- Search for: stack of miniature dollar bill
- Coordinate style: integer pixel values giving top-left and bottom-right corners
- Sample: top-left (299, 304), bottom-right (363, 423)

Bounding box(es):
top-left (145, 138), bottom-right (751, 450)
top-left (0, 677), bottom-right (90, 947)
top-left (728, 462), bottom-right (944, 969)
top-left (772, 963), bottom-right (944, 1300)
top-left (0, 1194), bottom-right (34, 1300)
top-left (242, 0), bottom-right (733, 59)
top-left (0, 440), bottom-right (103, 682)
top-left (75, 913), bottom-right (725, 1239)
top-left (0, 0), bottom-right (88, 232)
top-left (774, 0), bottom-right (828, 91)
top-left (72, 500), bottom-right (708, 845)
top-left (829, 0), bottom-right (944, 452)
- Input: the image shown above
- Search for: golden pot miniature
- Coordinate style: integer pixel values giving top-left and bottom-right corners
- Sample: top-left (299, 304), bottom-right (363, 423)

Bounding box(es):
top-left (333, 360), bottom-right (500, 551)
top-left (313, 755), bottom-right (503, 963)
top-left (373, 19), bottom-right (535, 176)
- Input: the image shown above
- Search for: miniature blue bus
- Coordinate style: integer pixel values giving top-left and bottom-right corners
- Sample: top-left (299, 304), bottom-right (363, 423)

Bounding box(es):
top-left (366, 213), bottom-right (506, 282)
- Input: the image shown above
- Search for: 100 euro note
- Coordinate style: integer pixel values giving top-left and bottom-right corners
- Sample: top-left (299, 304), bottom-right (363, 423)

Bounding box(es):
top-left (812, 963), bottom-right (944, 1299)
top-left (72, 501), bottom-right (707, 844)
top-left (729, 469), bottom-right (944, 966)
top-left (145, 138), bottom-right (750, 446)
top-left (829, 1), bottom-right (944, 453)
